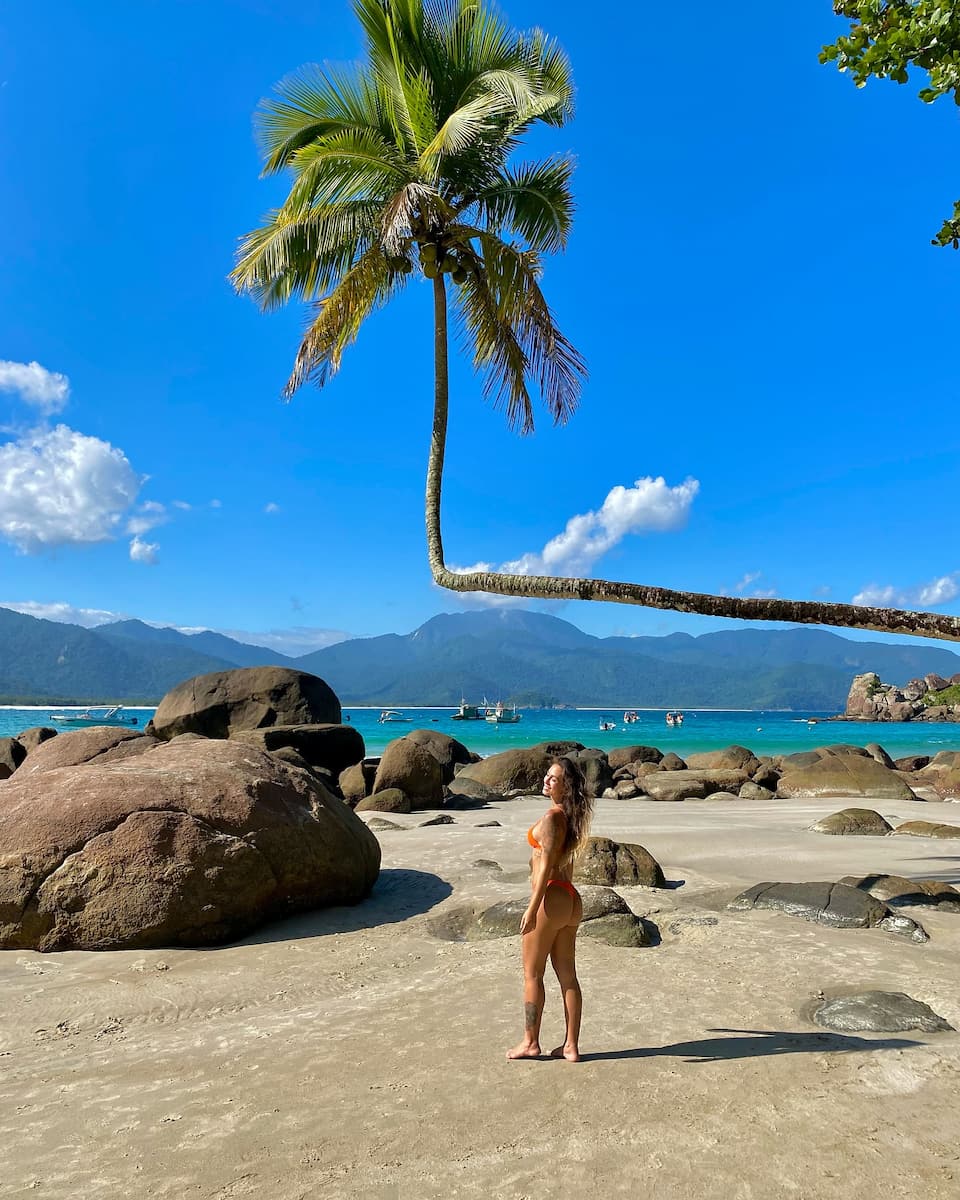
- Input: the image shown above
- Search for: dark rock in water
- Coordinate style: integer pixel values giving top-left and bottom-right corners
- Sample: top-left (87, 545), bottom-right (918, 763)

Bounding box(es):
top-left (471, 859), bottom-right (501, 871)
top-left (728, 882), bottom-right (890, 929)
top-left (149, 666), bottom-right (341, 740)
top-left (813, 991), bottom-right (953, 1033)
top-left (474, 820), bottom-right (501, 827)
top-left (373, 737), bottom-right (444, 810)
top-left (356, 788), bottom-right (411, 814)
top-left (895, 819), bottom-right (960, 839)
top-left (0, 739), bottom-right (380, 951)
top-left (809, 808), bottom-right (893, 836)
top-left (839, 873), bottom-right (960, 913)
top-left (16, 727), bottom-right (58, 755)
top-left (231, 724), bottom-right (364, 777)
top-left (16, 728), bottom-right (154, 775)
top-left (404, 729), bottom-right (474, 783)
top-left (419, 814), bottom-right (454, 826)
top-left (575, 837), bottom-right (666, 888)
top-left (0, 737), bottom-right (26, 780)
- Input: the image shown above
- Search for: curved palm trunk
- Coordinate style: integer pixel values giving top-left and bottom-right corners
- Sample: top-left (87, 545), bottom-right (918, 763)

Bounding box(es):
top-left (425, 292), bottom-right (960, 642)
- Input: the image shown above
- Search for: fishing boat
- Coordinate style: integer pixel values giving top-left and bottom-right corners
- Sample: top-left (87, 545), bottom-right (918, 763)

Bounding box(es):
top-left (485, 701), bottom-right (521, 724)
top-left (623, 710), bottom-right (638, 724)
top-left (47, 705), bottom-right (141, 727)
top-left (377, 710), bottom-right (412, 723)
top-left (451, 698), bottom-right (485, 721)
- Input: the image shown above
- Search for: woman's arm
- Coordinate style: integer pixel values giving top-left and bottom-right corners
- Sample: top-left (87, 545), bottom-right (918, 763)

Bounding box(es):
top-left (520, 812), bottom-right (566, 935)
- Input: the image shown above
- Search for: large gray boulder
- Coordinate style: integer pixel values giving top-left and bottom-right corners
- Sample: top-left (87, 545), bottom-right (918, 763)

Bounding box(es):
top-left (149, 667), bottom-right (341, 740)
top-left (686, 745), bottom-right (760, 774)
top-left (15, 727), bottom-right (157, 775)
top-left (839, 873), bottom-right (960, 912)
top-left (454, 742), bottom-right (583, 796)
top-left (574, 837), bottom-right (666, 888)
top-left (728, 881), bottom-right (926, 940)
top-left (810, 808), bottom-right (894, 836)
top-left (373, 737), bottom-right (444, 810)
top-left (15, 726), bottom-right (58, 755)
top-left (0, 738), bottom-right (26, 780)
top-left (777, 755), bottom-right (917, 801)
top-left (608, 745), bottom-right (663, 770)
top-left (894, 820), bottom-right (960, 839)
top-left (813, 992), bottom-right (953, 1033)
top-left (0, 739), bottom-right (380, 951)
top-left (566, 748), bottom-right (614, 798)
top-left (403, 729), bottom-right (475, 784)
top-left (230, 723), bottom-right (364, 777)
top-left (639, 768), bottom-right (748, 802)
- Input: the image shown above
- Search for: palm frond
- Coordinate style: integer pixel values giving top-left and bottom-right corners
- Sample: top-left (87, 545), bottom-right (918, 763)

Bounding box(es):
top-left (284, 245), bottom-right (404, 396)
top-left (473, 156), bottom-right (575, 252)
top-left (256, 63), bottom-right (386, 174)
top-left (232, 200), bottom-right (380, 308)
top-left (456, 226), bottom-right (585, 429)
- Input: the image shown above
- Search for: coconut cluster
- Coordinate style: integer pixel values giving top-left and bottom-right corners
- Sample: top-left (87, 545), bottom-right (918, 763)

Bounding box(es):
top-left (419, 241), bottom-right (470, 284)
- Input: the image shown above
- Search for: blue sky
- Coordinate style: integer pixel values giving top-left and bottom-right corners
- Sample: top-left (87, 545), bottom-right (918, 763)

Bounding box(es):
top-left (1, 0), bottom-right (958, 655)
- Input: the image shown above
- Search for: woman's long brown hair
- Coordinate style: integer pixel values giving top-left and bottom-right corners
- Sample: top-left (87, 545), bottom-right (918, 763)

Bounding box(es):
top-left (552, 756), bottom-right (594, 858)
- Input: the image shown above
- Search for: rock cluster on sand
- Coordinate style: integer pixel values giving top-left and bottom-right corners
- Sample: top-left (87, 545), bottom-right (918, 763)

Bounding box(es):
top-left (0, 667), bottom-right (379, 951)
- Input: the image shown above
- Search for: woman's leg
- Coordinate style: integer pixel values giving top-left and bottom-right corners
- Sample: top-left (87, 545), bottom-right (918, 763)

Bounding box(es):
top-left (549, 923), bottom-right (582, 1062)
top-left (506, 909), bottom-right (555, 1059)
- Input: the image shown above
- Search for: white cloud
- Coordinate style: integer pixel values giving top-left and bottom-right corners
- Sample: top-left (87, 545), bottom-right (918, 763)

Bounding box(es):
top-left (210, 498), bottom-right (222, 509)
top-left (0, 424), bottom-right (141, 551)
top-left (264, 501), bottom-right (280, 514)
top-left (449, 476), bottom-right (699, 597)
top-left (129, 535), bottom-right (158, 565)
top-left (853, 574), bottom-right (959, 610)
top-left (172, 500), bottom-right (191, 511)
top-left (126, 500), bottom-right (167, 535)
top-left (0, 359), bottom-right (70, 416)
top-left (0, 600), bottom-right (127, 627)
top-left (216, 625), bottom-right (352, 656)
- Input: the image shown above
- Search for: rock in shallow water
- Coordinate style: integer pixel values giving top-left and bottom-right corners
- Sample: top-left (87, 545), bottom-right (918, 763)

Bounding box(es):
top-left (812, 991), bottom-right (953, 1033)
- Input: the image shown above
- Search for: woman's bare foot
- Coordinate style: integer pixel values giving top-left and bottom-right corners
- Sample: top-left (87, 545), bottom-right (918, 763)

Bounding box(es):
top-left (550, 1043), bottom-right (581, 1062)
top-left (506, 1040), bottom-right (542, 1060)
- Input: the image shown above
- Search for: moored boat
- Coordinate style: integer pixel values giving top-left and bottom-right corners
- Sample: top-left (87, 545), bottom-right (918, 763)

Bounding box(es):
top-left (451, 698), bottom-right (485, 720)
top-left (47, 705), bottom-right (141, 727)
top-left (378, 710), bottom-right (413, 723)
top-left (485, 701), bottom-right (521, 724)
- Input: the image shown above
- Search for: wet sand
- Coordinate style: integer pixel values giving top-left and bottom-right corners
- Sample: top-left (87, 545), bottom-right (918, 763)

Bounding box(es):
top-left (2, 794), bottom-right (959, 1198)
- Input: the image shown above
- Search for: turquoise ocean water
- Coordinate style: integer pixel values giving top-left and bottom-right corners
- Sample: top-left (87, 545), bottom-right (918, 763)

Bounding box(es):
top-left (3, 705), bottom-right (959, 761)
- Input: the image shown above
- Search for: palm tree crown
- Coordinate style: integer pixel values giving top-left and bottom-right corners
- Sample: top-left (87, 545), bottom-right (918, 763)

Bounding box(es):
top-left (232, 0), bottom-right (585, 434)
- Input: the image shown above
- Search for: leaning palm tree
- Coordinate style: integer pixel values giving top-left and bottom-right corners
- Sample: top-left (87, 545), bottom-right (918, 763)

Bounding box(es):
top-left (234, 0), bottom-right (960, 644)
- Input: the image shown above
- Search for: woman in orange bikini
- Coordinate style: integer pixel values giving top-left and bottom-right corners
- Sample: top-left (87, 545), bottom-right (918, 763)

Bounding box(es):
top-left (507, 757), bottom-right (594, 1063)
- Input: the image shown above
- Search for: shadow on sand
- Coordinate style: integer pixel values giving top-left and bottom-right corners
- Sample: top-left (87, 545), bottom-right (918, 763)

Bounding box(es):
top-left (227, 868), bottom-right (453, 947)
top-left (578, 1027), bottom-right (924, 1063)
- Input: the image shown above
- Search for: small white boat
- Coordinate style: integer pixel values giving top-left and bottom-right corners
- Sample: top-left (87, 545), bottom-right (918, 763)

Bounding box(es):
top-left (623, 710), bottom-right (639, 724)
top-left (485, 701), bottom-right (521, 724)
top-left (599, 718), bottom-right (616, 731)
top-left (378, 710), bottom-right (412, 723)
top-left (48, 705), bottom-right (141, 727)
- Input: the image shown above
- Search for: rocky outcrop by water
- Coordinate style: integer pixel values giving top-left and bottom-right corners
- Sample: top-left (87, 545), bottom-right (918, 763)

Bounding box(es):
top-left (844, 671), bottom-right (960, 722)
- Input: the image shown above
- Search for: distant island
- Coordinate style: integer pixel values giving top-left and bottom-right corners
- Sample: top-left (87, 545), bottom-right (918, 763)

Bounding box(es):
top-left (3, 606), bottom-right (960, 711)
top-left (841, 671), bottom-right (960, 722)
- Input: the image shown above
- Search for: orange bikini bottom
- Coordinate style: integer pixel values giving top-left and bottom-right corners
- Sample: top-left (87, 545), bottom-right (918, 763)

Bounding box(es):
top-left (547, 879), bottom-right (578, 900)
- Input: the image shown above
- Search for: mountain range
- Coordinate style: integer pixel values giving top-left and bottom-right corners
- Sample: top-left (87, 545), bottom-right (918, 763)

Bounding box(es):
top-left (2, 605), bottom-right (960, 709)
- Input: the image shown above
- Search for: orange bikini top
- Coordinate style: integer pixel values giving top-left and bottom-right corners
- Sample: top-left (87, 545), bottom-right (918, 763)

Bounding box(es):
top-left (527, 825), bottom-right (541, 850)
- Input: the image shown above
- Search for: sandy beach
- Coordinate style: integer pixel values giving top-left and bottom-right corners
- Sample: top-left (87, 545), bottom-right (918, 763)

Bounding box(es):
top-left (2, 792), bottom-right (959, 1199)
